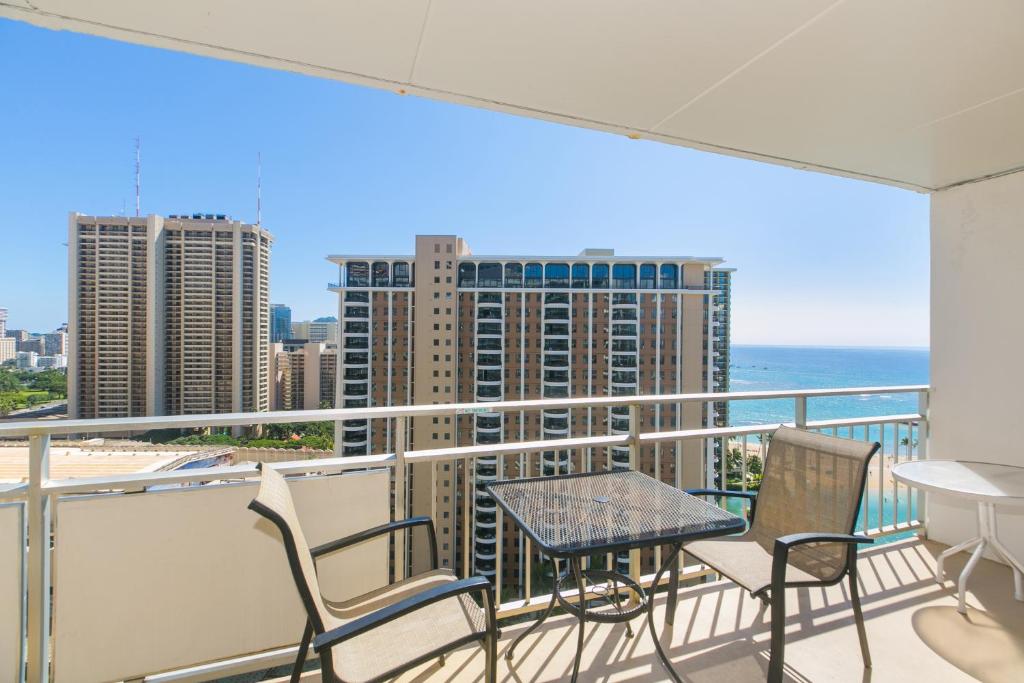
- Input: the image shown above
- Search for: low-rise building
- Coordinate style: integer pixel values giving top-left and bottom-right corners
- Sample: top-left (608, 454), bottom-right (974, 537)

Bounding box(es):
top-left (37, 354), bottom-right (68, 370)
top-left (15, 351), bottom-right (38, 369)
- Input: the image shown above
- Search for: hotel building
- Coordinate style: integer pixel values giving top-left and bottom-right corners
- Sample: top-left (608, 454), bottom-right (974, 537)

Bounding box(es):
top-left (68, 213), bottom-right (272, 419)
top-left (270, 341), bottom-right (337, 411)
top-left (329, 236), bottom-right (731, 586)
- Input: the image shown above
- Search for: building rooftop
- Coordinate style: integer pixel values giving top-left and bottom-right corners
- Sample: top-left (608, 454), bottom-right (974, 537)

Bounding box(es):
top-left (0, 444), bottom-right (223, 483)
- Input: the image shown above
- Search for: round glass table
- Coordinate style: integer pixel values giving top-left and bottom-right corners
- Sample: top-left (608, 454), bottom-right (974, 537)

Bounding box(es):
top-left (892, 460), bottom-right (1024, 613)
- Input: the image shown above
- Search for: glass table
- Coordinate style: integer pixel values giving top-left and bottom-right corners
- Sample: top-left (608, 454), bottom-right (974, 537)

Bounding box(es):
top-left (487, 469), bottom-right (745, 682)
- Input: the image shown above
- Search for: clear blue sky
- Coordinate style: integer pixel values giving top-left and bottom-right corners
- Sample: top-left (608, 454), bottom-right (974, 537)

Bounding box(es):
top-left (0, 19), bottom-right (929, 347)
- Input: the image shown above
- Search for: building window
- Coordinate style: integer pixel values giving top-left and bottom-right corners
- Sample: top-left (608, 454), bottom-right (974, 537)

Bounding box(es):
top-left (659, 263), bottom-right (678, 289)
top-left (592, 263), bottom-right (610, 288)
top-left (639, 263), bottom-right (656, 289)
top-left (544, 263), bottom-right (570, 288)
top-left (571, 263), bottom-right (589, 288)
top-left (524, 262), bottom-right (543, 287)
top-left (504, 263), bottom-right (523, 287)
top-left (613, 263), bottom-right (636, 289)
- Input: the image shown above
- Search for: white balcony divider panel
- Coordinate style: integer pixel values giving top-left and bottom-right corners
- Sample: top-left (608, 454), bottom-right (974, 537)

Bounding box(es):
top-left (52, 470), bottom-right (389, 682)
top-left (930, 168), bottom-right (1024, 564)
top-left (0, 503), bottom-right (25, 683)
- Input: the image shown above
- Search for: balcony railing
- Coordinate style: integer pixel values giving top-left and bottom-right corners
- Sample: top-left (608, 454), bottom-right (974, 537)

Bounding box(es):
top-left (0, 385), bottom-right (928, 682)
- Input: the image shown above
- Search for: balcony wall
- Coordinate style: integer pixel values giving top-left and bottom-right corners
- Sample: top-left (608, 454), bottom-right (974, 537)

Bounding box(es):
top-left (50, 471), bottom-right (388, 681)
top-left (930, 169), bottom-right (1024, 561)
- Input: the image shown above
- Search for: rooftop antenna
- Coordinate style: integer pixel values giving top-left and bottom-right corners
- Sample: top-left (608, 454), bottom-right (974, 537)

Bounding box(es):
top-left (256, 151), bottom-right (262, 225)
top-left (134, 136), bottom-right (141, 217)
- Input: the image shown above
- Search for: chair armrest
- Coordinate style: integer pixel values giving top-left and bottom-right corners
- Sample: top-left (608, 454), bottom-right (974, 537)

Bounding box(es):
top-left (686, 488), bottom-right (758, 523)
top-left (771, 532), bottom-right (873, 589)
top-left (313, 576), bottom-right (494, 653)
top-left (311, 516), bottom-right (438, 570)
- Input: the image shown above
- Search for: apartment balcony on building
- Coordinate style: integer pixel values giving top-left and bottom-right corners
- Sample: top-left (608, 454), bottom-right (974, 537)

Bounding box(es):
top-left (3, 2), bottom-right (1024, 682)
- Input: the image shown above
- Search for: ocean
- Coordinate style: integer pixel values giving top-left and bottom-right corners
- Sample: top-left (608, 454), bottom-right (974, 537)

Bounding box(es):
top-left (728, 345), bottom-right (929, 430)
top-left (723, 345), bottom-right (929, 535)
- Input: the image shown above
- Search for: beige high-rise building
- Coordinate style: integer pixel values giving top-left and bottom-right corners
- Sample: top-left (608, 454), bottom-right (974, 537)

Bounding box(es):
top-left (68, 213), bottom-right (272, 419)
top-left (270, 341), bottom-right (337, 411)
top-left (328, 236), bottom-right (732, 585)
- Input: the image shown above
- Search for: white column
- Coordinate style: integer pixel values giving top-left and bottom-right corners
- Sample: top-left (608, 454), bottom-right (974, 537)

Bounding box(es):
top-left (929, 169), bottom-right (1024, 562)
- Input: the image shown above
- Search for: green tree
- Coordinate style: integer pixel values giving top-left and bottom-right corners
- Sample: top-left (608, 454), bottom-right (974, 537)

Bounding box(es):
top-left (0, 394), bottom-right (16, 417)
top-left (0, 369), bottom-right (20, 393)
top-left (30, 370), bottom-right (67, 398)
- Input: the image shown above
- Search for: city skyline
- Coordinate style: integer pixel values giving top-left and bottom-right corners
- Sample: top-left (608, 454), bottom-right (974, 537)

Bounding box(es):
top-left (0, 19), bottom-right (930, 347)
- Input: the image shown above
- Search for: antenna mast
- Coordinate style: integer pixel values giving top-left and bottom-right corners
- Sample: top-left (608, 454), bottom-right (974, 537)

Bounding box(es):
top-left (256, 152), bottom-right (262, 225)
top-left (134, 136), bottom-right (141, 217)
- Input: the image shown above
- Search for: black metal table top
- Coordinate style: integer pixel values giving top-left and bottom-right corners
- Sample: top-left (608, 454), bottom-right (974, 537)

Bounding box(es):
top-left (487, 470), bottom-right (745, 558)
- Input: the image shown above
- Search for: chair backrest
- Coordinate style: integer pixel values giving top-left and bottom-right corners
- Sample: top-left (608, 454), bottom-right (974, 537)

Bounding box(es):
top-left (751, 426), bottom-right (879, 582)
top-left (248, 464), bottom-right (330, 632)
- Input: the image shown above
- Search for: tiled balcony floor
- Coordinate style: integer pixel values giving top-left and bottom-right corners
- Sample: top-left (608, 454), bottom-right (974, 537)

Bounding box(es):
top-left (289, 538), bottom-right (1024, 682)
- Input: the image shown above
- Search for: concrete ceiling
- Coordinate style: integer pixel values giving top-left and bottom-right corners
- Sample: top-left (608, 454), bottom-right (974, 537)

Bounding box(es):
top-left (4, 0), bottom-right (1023, 192)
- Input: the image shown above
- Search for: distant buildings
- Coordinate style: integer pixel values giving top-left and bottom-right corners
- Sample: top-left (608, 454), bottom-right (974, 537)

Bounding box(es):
top-left (290, 317), bottom-right (338, 345)
top-left (0, 338), bottom-right (14, 365)
top-left (329, 235), bottom-right (733, 581)
top-left (44, 330), bottom-right (68, 356)
top-left (68, 213), bottom-right (273, 419)
top-left (15, 351), bottom-right (38, 370)
top-left (270, 304), bottom-right (292, 343)
top-left (270, 341), bottom-right (337, 411)
top-left (0, 307), bottom-right (6, 338)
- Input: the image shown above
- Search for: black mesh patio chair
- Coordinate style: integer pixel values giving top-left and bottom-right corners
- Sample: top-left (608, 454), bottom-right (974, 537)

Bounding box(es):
top-left (248, 464), bottom-right (498, 683)
top-left (686, 426), bottom-right (879, 682)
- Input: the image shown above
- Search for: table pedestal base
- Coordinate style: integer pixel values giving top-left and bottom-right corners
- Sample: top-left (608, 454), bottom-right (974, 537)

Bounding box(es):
top-left (936, 501), bottom-right (1024, 614)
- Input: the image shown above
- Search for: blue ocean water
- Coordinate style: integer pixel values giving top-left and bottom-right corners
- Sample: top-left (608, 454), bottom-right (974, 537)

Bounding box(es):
top-left (729, 345), bottom-right (929, 431)
top-left (723, 345), bottom-right (929, 534)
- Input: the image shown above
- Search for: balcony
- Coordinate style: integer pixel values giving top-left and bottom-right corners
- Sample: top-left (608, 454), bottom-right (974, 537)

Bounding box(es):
top-left (1, 385), bottom-right (1022, 683)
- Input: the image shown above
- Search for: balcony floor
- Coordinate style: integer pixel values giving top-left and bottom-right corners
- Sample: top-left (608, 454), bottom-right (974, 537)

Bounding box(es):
top-left (286, 538), bottom-right (1024, 682)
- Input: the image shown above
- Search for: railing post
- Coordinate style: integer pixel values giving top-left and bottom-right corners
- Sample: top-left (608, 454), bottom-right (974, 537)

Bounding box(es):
top-left (916, 389), bottom-right (930, 534)
top-left (393, 417), bottom-right (407, 581)
top-left (794, 395), bottom-right (807, 429)
top-left (628, 404), bottom-right (641, 602)
top-left (27, 433), bottom-right (51, 683)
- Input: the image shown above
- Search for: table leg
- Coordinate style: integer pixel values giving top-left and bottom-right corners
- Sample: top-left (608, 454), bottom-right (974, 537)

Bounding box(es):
top-left (936, 535), bottom-right (982, 584)
top-left (505, 556), bottom-right (559, 661)
top-left (958, 539), bottom-right (987, 614)
top-left (983, 503), bottom-right (1024, 602)
top-left (647, 543), bottom-right (684, 683)
top-left (665, 552), bottom-right (680, 627)
top-left (570, 556), bottom-right (586, 683)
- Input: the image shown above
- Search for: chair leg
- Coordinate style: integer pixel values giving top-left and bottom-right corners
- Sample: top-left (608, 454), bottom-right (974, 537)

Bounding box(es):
top-left (291, 620), bottom-right (313, 683)
top-left (849, 565), bottom-right (871, 668)
top-left (484, 632), bottom-right (497, 683)
top-left (767, 588), bottom-right (785, 683)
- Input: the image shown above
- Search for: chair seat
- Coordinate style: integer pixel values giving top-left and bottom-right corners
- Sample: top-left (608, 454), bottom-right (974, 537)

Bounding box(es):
top-left (686, 536), bottom-right (822, 595)
top-left (323, 569), bottom-right (489, 682)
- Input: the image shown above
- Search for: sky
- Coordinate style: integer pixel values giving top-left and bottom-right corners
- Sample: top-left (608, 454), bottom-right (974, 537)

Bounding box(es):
top-left (0, 19), bottom-right (930, 347)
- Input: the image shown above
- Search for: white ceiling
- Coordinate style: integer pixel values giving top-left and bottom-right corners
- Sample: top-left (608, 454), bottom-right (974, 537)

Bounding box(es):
top-left (4, 0), bottom-right (1023, 192)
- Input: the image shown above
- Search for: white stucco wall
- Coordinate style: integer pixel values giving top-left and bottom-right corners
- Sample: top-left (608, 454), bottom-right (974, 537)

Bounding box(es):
top-left (929, 169), bottom-right (1024, 561)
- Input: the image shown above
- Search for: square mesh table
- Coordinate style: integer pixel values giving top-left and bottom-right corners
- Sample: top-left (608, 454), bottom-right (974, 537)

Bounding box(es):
top-left (487, 470), bottom-right (745, 682)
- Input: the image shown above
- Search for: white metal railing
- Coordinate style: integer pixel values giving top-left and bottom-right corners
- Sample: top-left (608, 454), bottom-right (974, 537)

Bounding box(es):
top-left (0, 385), bottom-right (928, 682)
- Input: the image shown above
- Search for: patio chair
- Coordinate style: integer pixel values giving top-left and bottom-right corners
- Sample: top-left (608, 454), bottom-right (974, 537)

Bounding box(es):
top-left (686, 426), bottom-right (879, 683)
top-left (248, 464), bottom-right (498, 683)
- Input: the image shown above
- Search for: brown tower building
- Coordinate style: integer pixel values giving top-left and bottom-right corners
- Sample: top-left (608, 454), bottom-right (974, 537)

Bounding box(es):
top-left (329, 237), bottom-right (731, 589)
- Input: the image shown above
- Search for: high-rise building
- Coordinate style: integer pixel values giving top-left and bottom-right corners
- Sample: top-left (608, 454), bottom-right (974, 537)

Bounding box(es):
top-left (270, 304), bottom-right (292, 343)
top-left (328, 236), bottom-right (732, 584)
top-left (290, 317), bottom-right (338, 345)
top-left (0, 307), bottom-right (7, 338)
top-left (44, 330), bottom-right (68, 356)
top-left (18, 337), bottom-right (45, 356)
top-left (269, 342), bottom-right (337, 411)
top-left (68, 213), bottom-right (272, 419)
top-left (0, 338), bottom-right (14, 365)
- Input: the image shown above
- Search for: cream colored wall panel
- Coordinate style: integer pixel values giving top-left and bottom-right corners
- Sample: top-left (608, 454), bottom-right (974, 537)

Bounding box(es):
top-left (0, 503), bottom-right (25, 683)
top-left (53, 470), bottom-right (389, 682)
